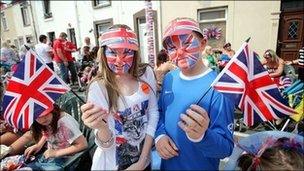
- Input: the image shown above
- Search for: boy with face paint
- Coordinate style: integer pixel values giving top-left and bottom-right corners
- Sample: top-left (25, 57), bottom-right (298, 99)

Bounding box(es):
top-left (155, 18), bottom-right (234, 170)
top-left (80, 25), bottom-right (159, 170)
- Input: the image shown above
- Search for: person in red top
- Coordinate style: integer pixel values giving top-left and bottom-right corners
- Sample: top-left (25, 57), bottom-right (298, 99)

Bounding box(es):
top-left (63, 40), bottom-right (78, 85)
top-left (53, 32), bottom-right (69, 83)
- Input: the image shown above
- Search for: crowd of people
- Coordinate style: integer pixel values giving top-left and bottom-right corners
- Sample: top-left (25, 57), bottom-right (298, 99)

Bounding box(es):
top-left (1, 17), bottom-right (303, 170)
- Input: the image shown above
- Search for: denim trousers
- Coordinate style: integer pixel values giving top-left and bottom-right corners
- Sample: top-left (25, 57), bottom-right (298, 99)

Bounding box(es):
top-left (25, 154), bottom-right (67, 171)
top-left (58, 61), bottom-right (77, 84)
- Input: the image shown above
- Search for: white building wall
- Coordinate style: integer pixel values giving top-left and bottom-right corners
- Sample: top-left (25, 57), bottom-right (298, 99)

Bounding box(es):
top-left (32, 0), bottom-right (160, 52)
top-left (76, 0), bottom-right (159, 48)
top-left (31, 1), bottom-right (80, 45)
top-left (160, 1), bottom-right (281, 56)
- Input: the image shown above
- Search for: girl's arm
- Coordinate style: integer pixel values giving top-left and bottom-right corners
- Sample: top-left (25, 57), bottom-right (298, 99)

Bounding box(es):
top-left (138, 135), bottom-right (153, 166)
top-left (126, 135), bottom-right (153, 170)
top-left (269, 59), bottom-right (284, 77)
top-left (49, 135), bottom-right (88, 158)
top-left (24, 135), bottom-right (47, 158)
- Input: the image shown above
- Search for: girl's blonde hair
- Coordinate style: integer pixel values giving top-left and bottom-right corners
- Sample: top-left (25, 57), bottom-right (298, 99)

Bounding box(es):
top-left (92, 24), bottom-right (141, 112)
top-left (264, 49), bottom-right (279, 62)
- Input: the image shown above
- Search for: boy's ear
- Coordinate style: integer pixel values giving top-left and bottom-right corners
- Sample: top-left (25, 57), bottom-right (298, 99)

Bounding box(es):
top-left (200, 38), bottom-right (207, 51)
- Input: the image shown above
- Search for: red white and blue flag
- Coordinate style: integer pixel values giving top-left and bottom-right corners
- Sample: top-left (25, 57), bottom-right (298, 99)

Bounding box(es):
top-left (2, 49), bottom-right (70, 130)
top-left (211, 42), bottom-right (296, 126)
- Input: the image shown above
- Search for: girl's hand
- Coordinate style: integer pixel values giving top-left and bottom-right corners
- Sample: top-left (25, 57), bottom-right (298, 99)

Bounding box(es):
top-left (125, 160), bottom-right (145, 171)
top-left (24, 144), bottom-right (40, 159)
top-left (43, 149), bottom-right (57, 159)
top-left (81, 103), bottom-right (109, 130)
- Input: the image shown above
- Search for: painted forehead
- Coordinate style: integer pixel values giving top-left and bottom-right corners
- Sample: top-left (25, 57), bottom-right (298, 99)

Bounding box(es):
top-left (164, 34), bottom-right (199, 47)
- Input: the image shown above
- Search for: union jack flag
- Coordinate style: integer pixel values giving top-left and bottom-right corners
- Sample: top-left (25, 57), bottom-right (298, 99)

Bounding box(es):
top-left (211, 43), bottom-right (296, 126)
top-left (2, 49), bottom-right (70, 130)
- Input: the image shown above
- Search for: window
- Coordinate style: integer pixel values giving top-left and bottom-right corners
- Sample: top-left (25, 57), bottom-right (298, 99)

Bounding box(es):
top-left (1, 12), bottom-right (8, 30)
top-left (92, 0), bottom-right (111, 8)
top-left (14, 39), bottom-right (19, 49)
top-left (18, 37), bottom-right (24, 46)
top-left (21, 4), bottom-right (30, 26)
top-left (25, 35), bottom-right (33, 44)
top-left (47, 31), bottom-right (55, 47)
top-left (198, 7), bottom-right (227, 48)
top-left (43, 0), bottom-right (52, 19)
top-left (94, 19), bottom-right (113, 45)
top-left (67, 28), bottom-right (77, 47)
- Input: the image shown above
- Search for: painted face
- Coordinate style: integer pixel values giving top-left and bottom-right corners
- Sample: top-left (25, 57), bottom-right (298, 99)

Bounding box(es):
top-left (105, 47), bottom-right (135, 74)
top-left (36, 113), bottom-right (53, 126)
top-left (164, 34), bottom-right (201, 69)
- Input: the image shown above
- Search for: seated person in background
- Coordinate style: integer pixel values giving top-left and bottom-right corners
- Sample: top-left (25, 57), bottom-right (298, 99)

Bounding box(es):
top-left (238, 137), bottom-right (303, 171)
top-left (80, 66), bottom-right (92, 85)
top-left (23, 104), bottom-right (88, 170)
top-left (217, 43), bottom-right (235, 70)
top-left (155, 49), bottom-right (176, 91)
top-left (81, 46), bottom-right (94, 70)
top-left (202, 45), bottom-right (218, 71)
top-left (285, 47), bottom-right (304, 82)
top-left (0, 118), bottom-right (33, 157)
top-left (222, 42), bottom-right (235, 58)
top-left (261, 49), bottom-right (292, 89)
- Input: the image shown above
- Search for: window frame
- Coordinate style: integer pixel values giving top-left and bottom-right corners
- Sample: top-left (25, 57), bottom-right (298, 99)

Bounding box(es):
top-left (0, 12), bottom-right (8, 31)
top-left (20, 4), bottom-right (31, 26)
top-left (198, 7), bottom-right (227, 23)
top-left (92, 0), bottom-right (111, 9)
top-left (93, 18), bottom-right (113, 45)
top-left (43, 0), bottom-right (53, 19)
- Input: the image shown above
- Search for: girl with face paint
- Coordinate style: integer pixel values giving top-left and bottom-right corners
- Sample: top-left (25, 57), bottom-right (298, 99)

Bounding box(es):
top-left (80, 24), bottom-right (159, 170)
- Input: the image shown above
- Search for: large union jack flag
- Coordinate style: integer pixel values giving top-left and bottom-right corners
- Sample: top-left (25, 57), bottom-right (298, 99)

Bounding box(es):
top-left (2, 49), bottom-right (70, 130)
top-left (211, 43), bottom-right (296, 126)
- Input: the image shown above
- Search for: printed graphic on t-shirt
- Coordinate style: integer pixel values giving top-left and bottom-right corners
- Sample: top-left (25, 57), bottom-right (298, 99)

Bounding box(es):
top-left (114, 100), bottom-right (149, 170)
top-left (46, 122), bottom-right (75, 150)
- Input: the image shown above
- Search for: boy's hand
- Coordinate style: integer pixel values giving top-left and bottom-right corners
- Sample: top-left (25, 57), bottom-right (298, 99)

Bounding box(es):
top-left (178, 104), bottom-right (210, 140)
top-left (155, 135), bottom-right (179, 159)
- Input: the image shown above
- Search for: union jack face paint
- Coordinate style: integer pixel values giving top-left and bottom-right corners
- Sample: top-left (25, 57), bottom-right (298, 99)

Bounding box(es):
top-left (164, 34), bottom-right (201, 69)
top-left (105, 47), bottom-right (134, 74)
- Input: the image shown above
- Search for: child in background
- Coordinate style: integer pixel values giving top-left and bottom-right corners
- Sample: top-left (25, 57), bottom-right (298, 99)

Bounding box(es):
top-left (238, 137), bottom-right (303, 171)
top-left (23, 104), bottom-right (87, 170)
top-left (203, 45), bottom-right (218, 71)
top-left (155, 49), bottom-right (176, 91)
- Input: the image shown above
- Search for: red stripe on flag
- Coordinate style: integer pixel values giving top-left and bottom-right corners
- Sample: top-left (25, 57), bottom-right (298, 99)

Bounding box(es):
top-left (30, 54), bottom-right (35, 77)
top-left (24, 106), bottom-right (29, 129)
top-left (262, 92), bottom-right (296, 114)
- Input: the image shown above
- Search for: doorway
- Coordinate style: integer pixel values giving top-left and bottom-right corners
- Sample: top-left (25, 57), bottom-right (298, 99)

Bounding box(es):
top-left (277, 0), bottom-right (304, 61)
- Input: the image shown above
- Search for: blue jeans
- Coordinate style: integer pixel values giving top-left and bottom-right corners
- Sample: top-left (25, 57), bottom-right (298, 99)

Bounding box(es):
top-left (26, 154), bottom-right (67, 171)
top-left (58, 62), bottom-right (77, 84)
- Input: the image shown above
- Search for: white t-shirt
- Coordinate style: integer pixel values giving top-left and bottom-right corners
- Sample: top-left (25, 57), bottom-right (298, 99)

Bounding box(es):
top-left (88, 66), bottom-right (159, 170)
top-left (44, 113), bottom-right (82, 151)
top-left (35, 43), bottom-right (53, 63)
